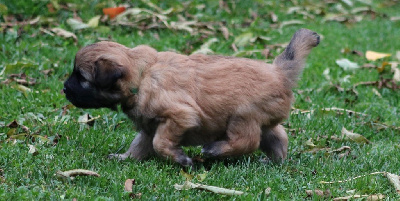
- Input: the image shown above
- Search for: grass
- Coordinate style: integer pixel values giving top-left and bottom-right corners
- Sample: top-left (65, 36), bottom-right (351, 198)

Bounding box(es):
top-left (1, 0), bottom-right (400, 200)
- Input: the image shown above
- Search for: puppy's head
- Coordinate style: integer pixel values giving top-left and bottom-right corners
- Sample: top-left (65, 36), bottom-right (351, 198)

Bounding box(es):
top-left (63, 42), bottom-right (132, 110)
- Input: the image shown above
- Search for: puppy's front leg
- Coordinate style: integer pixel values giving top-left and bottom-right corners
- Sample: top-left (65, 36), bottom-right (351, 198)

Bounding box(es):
top-left (152, 119), bottom-right (193, 167)
top-left (109, 131), bottom-right (155, 160)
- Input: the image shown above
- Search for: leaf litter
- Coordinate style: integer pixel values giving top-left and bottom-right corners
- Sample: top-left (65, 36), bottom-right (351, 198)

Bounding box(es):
top-left (124, 178), bottom-right (142, 199)
top-left (175, 170), bottom-right (242, 195)
top-left (320, 171), bottom-right (400, 196)
top-left (56, 169), bottom-right (100, 180)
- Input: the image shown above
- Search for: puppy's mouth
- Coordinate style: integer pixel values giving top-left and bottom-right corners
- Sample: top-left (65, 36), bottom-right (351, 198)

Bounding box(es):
top-left (65, 92), bottom-right (118, 110)
top-left (63, 82), bottom-right (119, 110)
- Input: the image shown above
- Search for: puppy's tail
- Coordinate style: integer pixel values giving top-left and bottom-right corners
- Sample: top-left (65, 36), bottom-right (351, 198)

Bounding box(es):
top-left (273, 29), bottom-right (320, 88)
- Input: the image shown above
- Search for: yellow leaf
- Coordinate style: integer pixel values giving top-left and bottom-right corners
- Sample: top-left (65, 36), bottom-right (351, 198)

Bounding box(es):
top-left (87, 15), bottom-right (101, 28)
top-left (366, 51), bottom-right (391, 61)
top-left (341, 127), bottom-right (370, 144)
top-left (304, 138), bottom-right (316, 148)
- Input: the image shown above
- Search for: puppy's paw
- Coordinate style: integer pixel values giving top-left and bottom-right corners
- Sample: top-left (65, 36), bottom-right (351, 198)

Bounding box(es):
top-left (176, 155), bottom-right (193, 167)
top-left (311, 32), bottom-right (320, 47)
top-left (201, 142), bottom-right (223, 157)
top-left (108, 153), bottom-right (130, 161)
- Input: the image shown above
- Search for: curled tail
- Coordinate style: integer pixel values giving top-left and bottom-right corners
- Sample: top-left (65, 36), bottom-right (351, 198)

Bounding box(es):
top-left (273, 28), bottom-right (320, 87)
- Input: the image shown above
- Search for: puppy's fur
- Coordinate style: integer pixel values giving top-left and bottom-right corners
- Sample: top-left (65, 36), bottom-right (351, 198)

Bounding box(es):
top-left (64, 29), bottom-right (319, 166)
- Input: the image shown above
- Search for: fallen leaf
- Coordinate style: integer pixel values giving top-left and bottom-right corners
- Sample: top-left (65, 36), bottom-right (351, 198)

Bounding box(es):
top-left (196, 172), bottom-right (208, 182)
top-left (78, 114), bottom-right (99, 126)
top-left (270, 12), bottom-right (278, 22)
top-left (56, 169), bottom-right (100, 180)
top-left (191, 38), bottom-right (219, 55)
top-left (31, 134), bottom-right (50, 143)
top-left (124, 179), bottom-right (135, 192)
top-left (372, 88), bottom-right (382, 97)
top-left (180, 169), bottom-right (194, 181)
top-left (341, 0), bottom-right (353, 7)
top-left (6, 120), bottom-right (19, 128)
top-left (174, 181), bottom-right (244, 195)
top-left (265, 187), bottom-right (271, 196)
top-left (323, 68), bottom-right (331, 80)
top-left (390, 62), bottom-right (400, 82)
top-left (305, 189), bottom-right (331, 198)
top-left (4, 61), bottom-right (38, 74)
top-left (219, 25), bottom-right (230, 40)
top-left (366, 51), bottom-right (391, 61)
top-left (304, 138), bottom-right (316, 148)
top-left (279, 20), bottom-right (304, 30)
top-left (336, 58), bottom-right (359, 71)
top-left (333, 194), bottom-right (385, 201)
top-left (67, 16), bottom-right (100, 30)
top-left (86, 16), bottom-right (101, 28)
top-left (14, 84), bottom-right (32, 94)
top-left (67, 18), bottom-right (90, 30)
top-left (234, 32), bottom-right (253, 47)
top-left (28, 144), bottom-right (39, 156)
top-left (385, 172), bottom-right (400, 194)
top-left (103, 7), bottom-right (126, 19)
top-left (341, 127), bottom-right (370, 144)
top-left (51, 28), bottom-right (78, 42)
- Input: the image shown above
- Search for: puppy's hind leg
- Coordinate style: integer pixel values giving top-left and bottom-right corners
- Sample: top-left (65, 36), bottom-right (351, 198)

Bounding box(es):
top-left (108, 131), bottom-right (155, 160)
top-left (202, 117), bottom-right (261, 157)
top-left (259, 125), bottom-right (288, 162)
top-left (152, 119), bottom-right (194, 167)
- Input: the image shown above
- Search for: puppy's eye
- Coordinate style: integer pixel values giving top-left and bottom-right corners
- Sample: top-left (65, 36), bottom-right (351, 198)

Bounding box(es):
top-left (80, 80), bottom-right (91, 89)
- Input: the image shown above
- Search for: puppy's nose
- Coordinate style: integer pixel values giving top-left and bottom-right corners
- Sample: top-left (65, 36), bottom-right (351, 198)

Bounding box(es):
top-left (61, 87), bottom-right (67, 94)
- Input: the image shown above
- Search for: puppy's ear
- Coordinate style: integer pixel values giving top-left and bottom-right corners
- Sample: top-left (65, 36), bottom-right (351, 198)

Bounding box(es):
top-left (94, 56), bottom-right (124, 88)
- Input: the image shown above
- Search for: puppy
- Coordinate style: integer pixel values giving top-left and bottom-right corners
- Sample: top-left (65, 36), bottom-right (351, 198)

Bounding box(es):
top-left (63, 29), bottom-right (320, 166)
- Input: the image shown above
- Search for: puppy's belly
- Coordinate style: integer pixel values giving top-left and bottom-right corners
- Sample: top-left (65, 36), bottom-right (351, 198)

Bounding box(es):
top-left (180, 130), bottom-right (225, 146)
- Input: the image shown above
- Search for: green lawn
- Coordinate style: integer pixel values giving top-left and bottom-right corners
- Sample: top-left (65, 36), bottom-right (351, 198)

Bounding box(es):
top-left (1, 0), bottom-right (400, 200)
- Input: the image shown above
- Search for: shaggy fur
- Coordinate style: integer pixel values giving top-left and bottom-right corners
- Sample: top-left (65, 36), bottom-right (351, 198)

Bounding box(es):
top-left (63, 28), bottom-right (320, 166)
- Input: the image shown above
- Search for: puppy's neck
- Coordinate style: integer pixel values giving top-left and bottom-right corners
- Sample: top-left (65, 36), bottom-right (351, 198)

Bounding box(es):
top-left (127, 45), bottom-right (158, 87)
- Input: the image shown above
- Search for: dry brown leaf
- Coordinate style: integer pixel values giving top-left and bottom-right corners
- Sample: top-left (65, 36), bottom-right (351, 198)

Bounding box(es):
top-left (56, 169), bottom-right (100, 180)
top-left (6, 120), bottom-right (19, 128)
top-left (51, 28), bottom-right (78, 42)
top-left (265, 187), bottom-right (271, 196)
top-left (372, 88), bottom-right (382, 97)
top-left (174, 181), bottom-right (244, 195)
top-left (341, 127), bottom-right (370, 144)
top-left (180, 169), bottom-right (194, 181)
top-left (305, 189), bottom-right (331, 197)
top-left (385, 173), bottom-right (400, 194)
top-left (304, 138), bottom-right (316, 148)
top-left (333, 194), bottom-right (384, 201)
top-left (320, 171), bottom-right (400, 195)
top-left (124, 179), bottom-right (135, 192)
top-left (28, 144), bottom-right (39, 156)
top-left (390, 62), bottom-right (400, 82)
top-left (219, 25), bottom-right (230, 40)
top-left (78, 114), bottom-right (100, 126)
top-left (366, 51), bottom-right (391, 61)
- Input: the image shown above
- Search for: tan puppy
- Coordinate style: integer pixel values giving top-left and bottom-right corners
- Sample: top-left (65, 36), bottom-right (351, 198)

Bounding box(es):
top-left (63, 29), bottom-right (320, 166)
